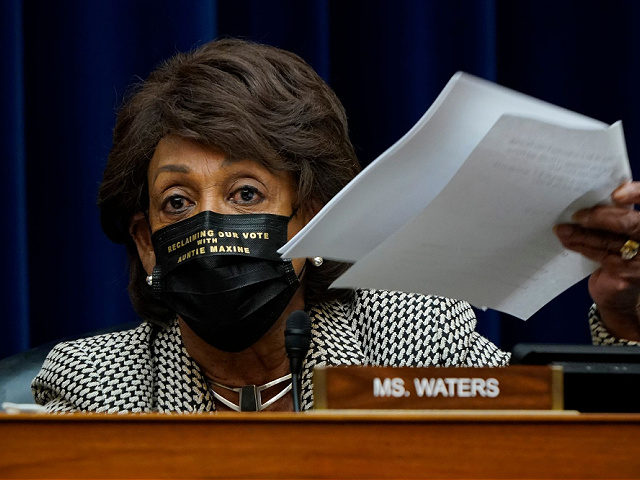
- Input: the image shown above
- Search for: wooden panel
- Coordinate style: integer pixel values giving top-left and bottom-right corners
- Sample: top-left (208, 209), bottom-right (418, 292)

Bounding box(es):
top-left (313, 365), bottom-right (562, 410)
top-left (1, 412), bottom-right (639, 479)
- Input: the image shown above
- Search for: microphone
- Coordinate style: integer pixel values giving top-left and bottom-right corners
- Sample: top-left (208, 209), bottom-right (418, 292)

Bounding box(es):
top-left (285, 310), bottom-right (311, 412)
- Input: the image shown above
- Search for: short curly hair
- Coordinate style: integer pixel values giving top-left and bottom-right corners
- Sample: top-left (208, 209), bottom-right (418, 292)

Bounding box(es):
top-left (98, 38), bottom-right (360, 325)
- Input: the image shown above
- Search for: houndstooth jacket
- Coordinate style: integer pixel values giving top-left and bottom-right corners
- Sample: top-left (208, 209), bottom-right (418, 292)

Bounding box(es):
top-left (31, 289), bottom-right (626, 413)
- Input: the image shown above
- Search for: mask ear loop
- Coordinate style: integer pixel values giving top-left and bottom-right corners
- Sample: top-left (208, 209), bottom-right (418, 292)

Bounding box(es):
top-left (142, 204), bottom-right (156, 287)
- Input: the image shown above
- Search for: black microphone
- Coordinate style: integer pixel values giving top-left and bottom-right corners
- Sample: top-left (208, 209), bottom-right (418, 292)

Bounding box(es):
top-left (285, 310), bottom-right (311, 412)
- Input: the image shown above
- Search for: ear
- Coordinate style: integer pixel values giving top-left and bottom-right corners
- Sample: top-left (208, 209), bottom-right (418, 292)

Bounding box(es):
top-left (303, 199), bottom-right (323, 223)
top-left (130, 212), bottom-right (156, 275)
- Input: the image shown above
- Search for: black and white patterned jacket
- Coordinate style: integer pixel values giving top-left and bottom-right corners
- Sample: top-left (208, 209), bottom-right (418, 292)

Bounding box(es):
top-left (31, 289), bottom-right (625, 413)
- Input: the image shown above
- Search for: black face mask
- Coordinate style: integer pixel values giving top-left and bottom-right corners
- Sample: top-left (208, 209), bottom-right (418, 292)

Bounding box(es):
top-left (147, 210), bottom-right (300, 352)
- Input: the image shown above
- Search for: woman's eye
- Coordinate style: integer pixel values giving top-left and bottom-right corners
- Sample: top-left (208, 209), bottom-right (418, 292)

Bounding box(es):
top-left (230, 185), bottom-right (263, 205)
top-left (163, 195), bottom-right (190, 214)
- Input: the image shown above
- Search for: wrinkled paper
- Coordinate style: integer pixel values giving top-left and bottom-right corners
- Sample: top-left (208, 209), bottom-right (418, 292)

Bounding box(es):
top-left (280, 73), bottom-right (631, 319)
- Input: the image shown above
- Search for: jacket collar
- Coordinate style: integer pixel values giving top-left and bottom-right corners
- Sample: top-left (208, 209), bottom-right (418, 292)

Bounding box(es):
top-left (152, 297), bottom-right (366, 412)
top-left (300, 298), bottom-right (366, 410)
top-left (152, 320), bottom-right (215, 413)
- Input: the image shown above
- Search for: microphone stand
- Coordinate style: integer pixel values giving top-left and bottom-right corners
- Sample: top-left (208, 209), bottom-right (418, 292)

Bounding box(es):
top-left (291, 370), bottom-right (302, 412)
top-left (285, 310), bottom-right (311, 412)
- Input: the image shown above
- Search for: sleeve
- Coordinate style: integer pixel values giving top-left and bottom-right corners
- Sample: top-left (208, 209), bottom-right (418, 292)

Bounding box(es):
top-left (588, 304), bottom-right (640, 346)
top-left (461, 331), bottom-right (511, 366)
top-left (353, 290), bottom-right (511, 367)
top-left (31, 340), bottom-right (103, 413)
top-left (416, 295), bottom-right (511, 367)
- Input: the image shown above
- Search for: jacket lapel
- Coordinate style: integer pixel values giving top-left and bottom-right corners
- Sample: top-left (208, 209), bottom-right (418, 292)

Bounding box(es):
top-left (300, 298), bottom-right (366, 410)
top-left (153, 320), bottom-right (215, 413)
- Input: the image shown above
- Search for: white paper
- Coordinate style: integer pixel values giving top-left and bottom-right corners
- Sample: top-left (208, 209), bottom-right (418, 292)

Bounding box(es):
top-left (279, 72), bottom-right (606, 262)
top-left (278, 72), bottom-right (632, 320)
top-left (332, 116), bottom-right (631, 319)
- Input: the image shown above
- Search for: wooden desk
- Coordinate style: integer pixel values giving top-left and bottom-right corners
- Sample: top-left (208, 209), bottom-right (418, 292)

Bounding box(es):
top-left (1, 411), bottom-right (639, 479)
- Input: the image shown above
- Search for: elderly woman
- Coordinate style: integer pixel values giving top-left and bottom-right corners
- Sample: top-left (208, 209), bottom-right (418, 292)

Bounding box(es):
top-left (32, 39), bottom-right (639, 413)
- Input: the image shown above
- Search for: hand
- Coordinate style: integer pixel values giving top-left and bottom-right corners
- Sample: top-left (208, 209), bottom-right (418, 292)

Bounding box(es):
top-left (554, 181), bottom-right (640, 341)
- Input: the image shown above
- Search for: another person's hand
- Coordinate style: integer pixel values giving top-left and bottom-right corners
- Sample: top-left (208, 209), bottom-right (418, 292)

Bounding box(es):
top-left (554, 181), bottom-right (640, 341)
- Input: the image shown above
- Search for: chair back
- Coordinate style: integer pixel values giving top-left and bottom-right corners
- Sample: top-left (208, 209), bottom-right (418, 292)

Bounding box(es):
top-left (0, 322), bottom-right (139, 405)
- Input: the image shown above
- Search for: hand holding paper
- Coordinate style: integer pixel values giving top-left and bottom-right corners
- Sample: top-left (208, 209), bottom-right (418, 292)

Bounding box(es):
top-left (279, 73), bottom-right (633, 320)
top-left (332, 115), bottom-right (629, 319)
top-left (555, 183), bottom-right (640, 341)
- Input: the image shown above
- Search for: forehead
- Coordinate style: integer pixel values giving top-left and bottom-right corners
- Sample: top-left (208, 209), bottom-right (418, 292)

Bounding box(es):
top-left (148, 136), bottom-right (290, 184)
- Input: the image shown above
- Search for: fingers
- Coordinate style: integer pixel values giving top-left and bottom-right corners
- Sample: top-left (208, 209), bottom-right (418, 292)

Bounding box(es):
top-left (555, 223), bottom-right (617, 260)
top-left (568, 181), bottom-right (640, 235)
top-left (554, 224), bottom-right (640, 281)
top-left (571, 205), bottom-right (640, 238)
top-left (559, 181), bottom-right (640, 263)
top-left (612, 181), bottom-right (640, 205)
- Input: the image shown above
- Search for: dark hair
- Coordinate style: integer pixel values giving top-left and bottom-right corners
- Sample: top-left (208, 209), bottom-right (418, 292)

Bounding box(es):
top-left (98, 38), bottom-right (360, 325)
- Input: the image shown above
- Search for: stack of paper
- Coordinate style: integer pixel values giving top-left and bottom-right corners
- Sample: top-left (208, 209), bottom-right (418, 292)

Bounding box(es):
top-left (279, 73), bottom-right (631, 319)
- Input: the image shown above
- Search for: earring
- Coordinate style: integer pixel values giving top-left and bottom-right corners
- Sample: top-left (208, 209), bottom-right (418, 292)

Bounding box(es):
top-left (311, 256), bottom-right (324, 267)
top-left (146, 274), bottom-right (153, 286)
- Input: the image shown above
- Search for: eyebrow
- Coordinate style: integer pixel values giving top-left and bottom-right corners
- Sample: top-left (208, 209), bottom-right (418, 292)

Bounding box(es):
top-left (153, 164), bottom-right (191, 183)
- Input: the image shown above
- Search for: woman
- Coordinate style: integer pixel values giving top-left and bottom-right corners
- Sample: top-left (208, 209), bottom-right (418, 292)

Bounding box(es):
top-left (32, 39), bottom-right (639, 413)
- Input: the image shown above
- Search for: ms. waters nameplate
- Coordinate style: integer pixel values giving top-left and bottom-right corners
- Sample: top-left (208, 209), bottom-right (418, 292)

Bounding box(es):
top-left (313, 366), bottom-right (563, 410)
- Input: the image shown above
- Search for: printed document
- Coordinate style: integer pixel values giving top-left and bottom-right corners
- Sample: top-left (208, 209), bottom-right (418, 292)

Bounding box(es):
top-left (279, 73), bottom-right (631, 319)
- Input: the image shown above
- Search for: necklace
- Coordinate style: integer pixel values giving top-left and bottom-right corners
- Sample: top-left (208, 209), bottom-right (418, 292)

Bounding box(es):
top-left (207, 374), bottom-right (292, 412)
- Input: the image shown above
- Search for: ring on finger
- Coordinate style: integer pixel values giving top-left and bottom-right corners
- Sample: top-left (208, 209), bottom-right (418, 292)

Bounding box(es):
top-left (620, 239), bottom-right (640, 260)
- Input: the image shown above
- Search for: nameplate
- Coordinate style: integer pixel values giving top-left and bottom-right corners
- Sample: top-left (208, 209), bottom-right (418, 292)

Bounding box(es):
top-left (313, 366), bottom-right (563, 410)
